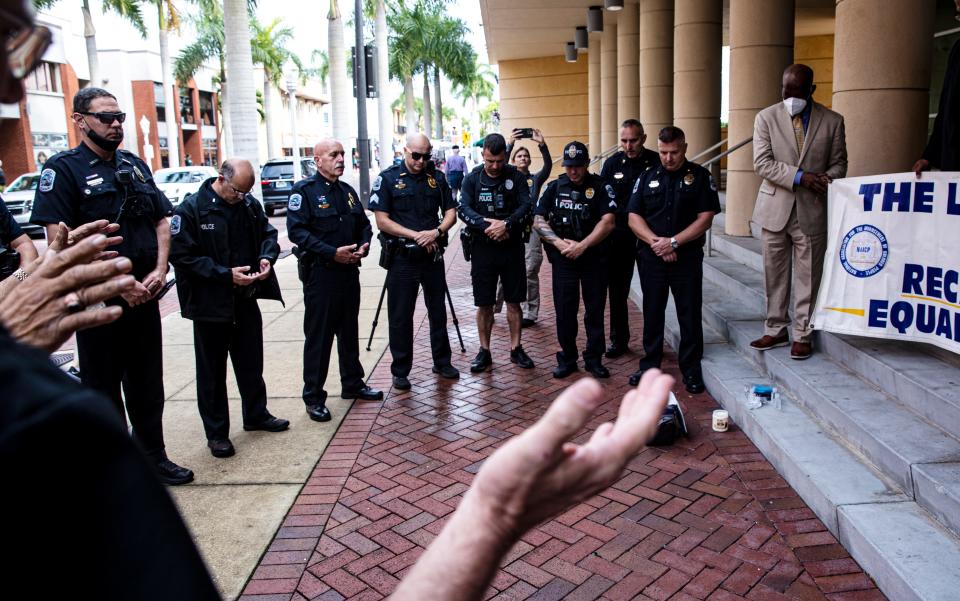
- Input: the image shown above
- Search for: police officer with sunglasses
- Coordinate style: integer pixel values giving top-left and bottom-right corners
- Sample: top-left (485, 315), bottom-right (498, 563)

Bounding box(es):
top-left (31, 87), bottom-right (194, 486)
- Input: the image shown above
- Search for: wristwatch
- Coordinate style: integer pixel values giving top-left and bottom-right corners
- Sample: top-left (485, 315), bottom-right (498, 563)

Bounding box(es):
top-left (436, 227), bottom-right (443, 239)
top-left (670, 237), bottom-right (679, 250)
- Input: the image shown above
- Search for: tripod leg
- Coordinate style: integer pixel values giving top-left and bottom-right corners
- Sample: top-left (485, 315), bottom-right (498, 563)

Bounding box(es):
top-left (366, 279), bottom-right (388, 351)
top-left (444, 282), bottom-right (466, 352)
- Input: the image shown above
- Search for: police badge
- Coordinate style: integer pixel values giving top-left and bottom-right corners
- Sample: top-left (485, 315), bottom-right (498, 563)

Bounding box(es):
top-left (585, 188), bottom-right (595, 199)
top-left (683, 173), bottom-right (695, 186)
top-left (427, 176), bottom-right (437, 189)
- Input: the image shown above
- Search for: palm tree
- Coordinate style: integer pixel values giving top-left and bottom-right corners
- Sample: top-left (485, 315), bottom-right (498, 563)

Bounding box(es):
top-left (250, 17), bottom-right (300, 160)
top-left (423, 14), bottom-right (473, 140)
top-left (32, 0), bottom-right (146, 89)
top-left (328, 0), bottom-right (352, 142)
top-left (149, 0), bottom-right (182, 167)
top-left (373, 0), bottom-right (392, 166)
top-left (453, 63), bottom-right (496, 139)
top-left (388, 2), bottom-right (429, 136)
top-left (223, 0), bottom-right (261, 196)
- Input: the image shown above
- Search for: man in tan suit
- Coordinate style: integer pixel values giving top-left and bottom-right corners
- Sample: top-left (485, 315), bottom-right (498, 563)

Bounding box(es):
top-left (750, 64), bottom-right (847, 359)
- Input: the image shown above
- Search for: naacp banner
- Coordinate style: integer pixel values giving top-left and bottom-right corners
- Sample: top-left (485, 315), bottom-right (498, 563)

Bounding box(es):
top-left (813, 171), bottom-right (960, 354)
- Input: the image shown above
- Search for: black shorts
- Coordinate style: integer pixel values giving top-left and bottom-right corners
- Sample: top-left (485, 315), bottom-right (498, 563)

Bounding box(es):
top-left (471, 241), bottom-right (525, 306)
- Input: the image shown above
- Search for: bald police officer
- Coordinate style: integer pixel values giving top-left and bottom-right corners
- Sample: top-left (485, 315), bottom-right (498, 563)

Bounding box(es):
top-left (30, 87), bottom-right (193, 485)
top-left (369, 133), bottom-right (460, 390)
top-left (600, 119), bottom-right (660, 358)
top-left (628, 126), bottom-right (720, 393)
top-left (534, 141), bottom-right (616, 379)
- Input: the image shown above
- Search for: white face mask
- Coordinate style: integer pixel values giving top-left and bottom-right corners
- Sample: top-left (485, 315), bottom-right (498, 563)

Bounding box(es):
top-left (783, 97), bottom-right (808, 117)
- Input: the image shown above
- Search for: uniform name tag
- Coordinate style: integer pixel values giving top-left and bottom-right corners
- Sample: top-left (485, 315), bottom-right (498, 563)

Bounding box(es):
top-left (200, 223), bottom-right (215, 230)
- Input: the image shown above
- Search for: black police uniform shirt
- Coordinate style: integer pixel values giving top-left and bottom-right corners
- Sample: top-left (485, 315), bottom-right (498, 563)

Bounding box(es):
top-left (368, 163), bottom-right (456, 232)
top-left (535, 172), bottom-right (617, 250)
top-left (286, 172), bottom-right (372, 262)
top-left (627, 161), bottom-right (721, 258)
top-left (30, 143), bottom-right (172, 277)
top-left (0, 199), bottom-right (24, 247)
top-left (601, 148), bottom-right (660, 231)
top-left (457, 163), bottom-right (532, 240)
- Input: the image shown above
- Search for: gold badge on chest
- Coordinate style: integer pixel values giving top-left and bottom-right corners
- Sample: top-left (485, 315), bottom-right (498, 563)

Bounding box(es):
top-left (683, 173), bottom-right (695, 186)
top-left (427, 175), bottom-right (437, 189)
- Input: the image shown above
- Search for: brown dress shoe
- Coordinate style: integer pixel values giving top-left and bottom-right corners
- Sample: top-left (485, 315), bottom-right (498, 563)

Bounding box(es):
top-left (750, 333), bottom-right (790, 351)
top-left (790, 341), bottom-right (813, 360)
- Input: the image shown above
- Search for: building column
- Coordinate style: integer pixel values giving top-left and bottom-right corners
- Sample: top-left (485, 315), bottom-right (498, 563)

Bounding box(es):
top-left (640, 0), bottom-right (674, 137)
top-left (589, 33), bottom-right (601, 156)
top-left (833, 0), bottom-right (935, 176)
top-left (600, 23), bottom-right (618, 152)
top-left (673, 0), bottom-right (721, 159)
top-left (725, 0), bottom-right (794, 237)
top-left (617, 2), bottom-right (640, 125)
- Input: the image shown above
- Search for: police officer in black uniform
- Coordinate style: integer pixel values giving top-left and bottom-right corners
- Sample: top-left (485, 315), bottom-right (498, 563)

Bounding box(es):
top-left (31, 87), bottom-right (193, 486)
top-left (534, 141), bottom-right (617, 379)
top-left (458, 133), bottom-right (534, 372)
top-left (170, 158), bottom-right (290, 458)
top-left (369, 132), bottom-right (460, 390)
top-left (628, 126), bottom-right (720, 393)
top-left (288, 139), bottom-right (383, 422)
top-left (601, 119), bottom-right (660, 358)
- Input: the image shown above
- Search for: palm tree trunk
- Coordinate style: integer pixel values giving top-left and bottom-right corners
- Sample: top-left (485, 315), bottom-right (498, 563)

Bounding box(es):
top-left (375, 0), bottom-right (392, 167)
top-left (219, 62), bottom-right (233, 158)
top-left (433, 65), bottom-right (442, 141)
top-left (224, 0), bottom-right (262, 197)
top-left (263, 69), bottom-right (276, 158)
top-left (403, 75), bottom-right (417, 134)
top-left (422, 69), bottom-right (432, 139)
top-left (158, 19), bottom-right (181, 167)
top-left (81, 1), bottom-right (100, 88)
top-left (328, 0), bottom-right (351, 143)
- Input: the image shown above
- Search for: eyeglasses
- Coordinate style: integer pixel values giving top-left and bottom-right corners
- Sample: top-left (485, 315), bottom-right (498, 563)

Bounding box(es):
top-left (408, 149), bottom-right (432, 162)
top-left (79, 111), bottom-right (127, 125)
top-left (224, 181), bottom-right (251, 197)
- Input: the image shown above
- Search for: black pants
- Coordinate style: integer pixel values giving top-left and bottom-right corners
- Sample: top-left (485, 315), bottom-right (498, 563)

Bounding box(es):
top-left (551, 251), bottom-right (607, 367)
top-left (76, 298), bottom-right (166, 463)
top-left (302, 263), bottom-right (365, 406)
top-left (386, 254), bottom-right (452, 377)
top-left (607, 229), bottom-right (638, 347)
top-left (192, 298), bottom-right (270, 440)
top-left (637, 249), bottom-right (704, 376)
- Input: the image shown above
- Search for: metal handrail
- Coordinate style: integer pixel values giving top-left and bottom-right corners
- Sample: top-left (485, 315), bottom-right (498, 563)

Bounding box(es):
top-left (689, 138), bottom-right (729, 163)
top-left (697, 135), bottom-right (753, 256)
top-left (702, 137), bottom-right (753, 168)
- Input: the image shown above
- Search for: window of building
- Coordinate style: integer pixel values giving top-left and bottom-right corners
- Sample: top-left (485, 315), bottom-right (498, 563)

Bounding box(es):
top-left (154, 82), bottom-right (166, 122)
top-left (199, 91), bottom-right (215, 126)
top-left (202, 138), bottom-right (219, 167)
top-left (179, 87), bottom-right (195, 124)
top-left (24, 62), bottom-right (60, 93)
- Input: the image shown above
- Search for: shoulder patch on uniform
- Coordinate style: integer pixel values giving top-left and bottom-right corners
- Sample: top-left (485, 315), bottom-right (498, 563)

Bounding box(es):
top-left (605, 184), bottom-right (615, 199)
top-left (709, 175), bottom-right (717, 191)
top-left (39, 168), bottom-right (56, 192)
top-left (170, 214), bottom-right (182, 235)
top-left (372, 176), bottom-right (382, 192)
top-left (369, 193), bottom-right (379, 207)
top-left (505, 178), bottom-right (514, 191)
top-left (288, 193), bottom-right (302, 211)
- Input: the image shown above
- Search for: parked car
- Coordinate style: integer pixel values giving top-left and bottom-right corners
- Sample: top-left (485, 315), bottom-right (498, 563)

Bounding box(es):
top-left (261, 157), bottom-right (316, 216)
top-left (2, 171), bottom-right (42, 238)
top-left (154, 166), bottom-right (219, 206)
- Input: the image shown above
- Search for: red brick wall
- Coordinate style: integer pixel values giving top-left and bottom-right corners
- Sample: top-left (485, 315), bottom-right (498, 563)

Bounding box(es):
top-left (131, 80), bottom-right (162, 171)
top-left (0, 93), bottom-right (36, 182)
top-left (60, 62), bottom-right (81, 149)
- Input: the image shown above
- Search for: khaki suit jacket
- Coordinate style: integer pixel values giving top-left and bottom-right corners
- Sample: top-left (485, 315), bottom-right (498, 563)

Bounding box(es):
top-left (752, 101), bottom-right (847, 235)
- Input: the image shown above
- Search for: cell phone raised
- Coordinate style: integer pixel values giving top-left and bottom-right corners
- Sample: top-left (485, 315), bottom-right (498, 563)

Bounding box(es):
top-left (513, 127), bottom-right (534, 139)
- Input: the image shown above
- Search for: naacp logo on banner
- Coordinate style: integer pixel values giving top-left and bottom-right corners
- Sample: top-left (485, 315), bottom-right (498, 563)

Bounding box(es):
top-left (839, 224), bottom-right (889, 278)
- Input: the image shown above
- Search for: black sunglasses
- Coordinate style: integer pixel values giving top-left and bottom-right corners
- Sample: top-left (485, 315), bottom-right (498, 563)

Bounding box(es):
top-left (409, 149), bottom-right (432, 162)
top-left (79, 111), bottom-right (127, 125)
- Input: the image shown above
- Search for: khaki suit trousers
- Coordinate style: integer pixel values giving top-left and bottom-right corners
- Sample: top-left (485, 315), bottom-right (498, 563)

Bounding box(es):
top-left (761, 206), bottom-right (826, 343)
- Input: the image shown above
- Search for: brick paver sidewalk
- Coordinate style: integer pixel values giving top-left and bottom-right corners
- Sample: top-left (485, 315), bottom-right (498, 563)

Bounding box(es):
top-left (239, 240), bottom-right (885, 601)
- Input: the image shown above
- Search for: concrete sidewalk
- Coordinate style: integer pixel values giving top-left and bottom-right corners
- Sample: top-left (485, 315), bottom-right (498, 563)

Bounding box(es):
top-left (161, 229), bottom-right (391, 600)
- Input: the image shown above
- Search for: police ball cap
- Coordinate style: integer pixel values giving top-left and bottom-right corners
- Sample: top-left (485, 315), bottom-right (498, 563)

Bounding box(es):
top-left (561, 141), bottom-right (589, 167)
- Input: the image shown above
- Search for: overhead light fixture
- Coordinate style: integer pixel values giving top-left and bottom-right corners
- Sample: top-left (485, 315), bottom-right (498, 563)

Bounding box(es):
top-left (586, 6), bottom-right (603, 33)
top-left (574, 26), bottom-right (588, 50)
top-left (604, 0), bottom-right (624, 10)
top-left (565, 42), bottom-right (577, 62)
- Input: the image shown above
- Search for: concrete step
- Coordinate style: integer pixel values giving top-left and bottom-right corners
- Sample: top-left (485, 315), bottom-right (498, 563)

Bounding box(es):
top-left (708, 224), bottom-right (764, 272)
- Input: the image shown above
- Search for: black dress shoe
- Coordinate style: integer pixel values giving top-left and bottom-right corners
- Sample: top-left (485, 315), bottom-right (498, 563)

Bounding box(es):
top-left (156, 459), bottom-right (194, 485)
top-left (605, 344), bottom-right (628, 359)
top-left (306, 404), bottom-right (332, 422)
top-left (243, 415), bottom-right (290, 432)
top-left (521, 318), bottom-right (536, 328)
top-left (510, 345), bottom-right (535, 369)
top-left (432, 364), bottom-right (460, 379)
top-left (393, 376), bottom-right (411, 390)
top-left (684, 373), bottom-right (706, 394)
top-left (207, 438), bottom-right (236, 458)
top-left (585, 363), bottom-right (610, 378)
top-left (471, 348), bottom-right (493, 373)
top-left (553, 363), bottom-right (578, 379)
top-left (628, 368), bottom-right (650, 386)
top-left (342, 386), bottom-right (384, 400)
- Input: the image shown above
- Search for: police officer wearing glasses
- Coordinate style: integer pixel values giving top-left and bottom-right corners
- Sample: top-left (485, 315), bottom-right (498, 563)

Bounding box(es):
top-left (458, 133), bottom-right (534, 372)
top-left (31, 87), bottom-right (194, 486)
top-left (288, 139), bottom-right (383, 423)
top-left (369, 132), bottom-right (459, 390)
top-left (170, 158), bottom-right (289, 459)
top-left (534, 141), bottom-right (616, 379)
